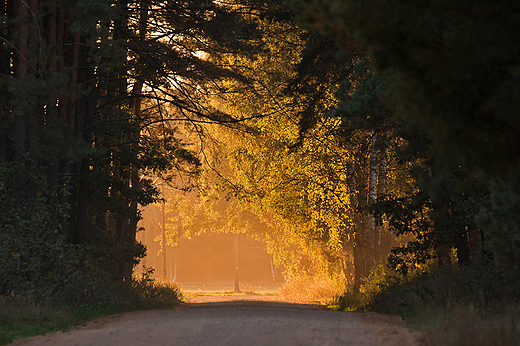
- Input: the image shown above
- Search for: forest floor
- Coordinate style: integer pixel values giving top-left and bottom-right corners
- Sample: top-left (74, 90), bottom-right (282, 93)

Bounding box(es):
top-left (10, 293), bottom-right (421, 346)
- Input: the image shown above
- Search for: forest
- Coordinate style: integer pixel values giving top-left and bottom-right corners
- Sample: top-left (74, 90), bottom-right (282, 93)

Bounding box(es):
top-left (1, 0), bottom-right (520, 344)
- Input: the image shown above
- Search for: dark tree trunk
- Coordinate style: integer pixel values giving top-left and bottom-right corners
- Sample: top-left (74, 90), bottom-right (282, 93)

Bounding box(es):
top-left (375, 134), bottom-right (390, 260)
top-left (366, 133), bottom-right (378, 271)
top-left (455, 225), bottom-right (471, 266)
top-left (353, 234), bottom-right (364, 292)
top-left (433, 202), bottom-right (452, 268)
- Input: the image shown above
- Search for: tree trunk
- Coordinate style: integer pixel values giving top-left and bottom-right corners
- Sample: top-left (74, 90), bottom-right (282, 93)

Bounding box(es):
top-left (353, 231), bottom-right (365, 292)
top-left (366, 133), bottom-right (378, 271)
top-left (455, 225), bottom-right (470, 266)
top-left (375, 134), bottom-right (390, 260)
top-left (345, 154), bottom-right (365, 289)
top-left (234, 232), bottom-right (240, 292)
top-left (161, 191), bottom-right (167, 281)
top-left (116, 0), bottom-right (150, 282)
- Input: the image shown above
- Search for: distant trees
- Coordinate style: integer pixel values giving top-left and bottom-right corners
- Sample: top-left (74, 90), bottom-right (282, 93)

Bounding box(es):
top-left (205, 17), bottom-right (405, 287)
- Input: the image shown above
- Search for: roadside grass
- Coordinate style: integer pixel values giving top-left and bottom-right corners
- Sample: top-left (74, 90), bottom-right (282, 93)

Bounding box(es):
top-left (0, 276), bottom-right (183, 346)
top-left (0, 297), bottom-right (76, 345)
top-left (419, 305), bottom-right (520, 346)
top-left (280, 274), bottom-right (346, 304)
top-left (335, 263), bottom-right (520, 345)
top-left (0, 298), bottom-right (127, 346)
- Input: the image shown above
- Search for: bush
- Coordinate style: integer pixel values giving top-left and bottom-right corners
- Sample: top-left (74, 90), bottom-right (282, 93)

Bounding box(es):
top-left (0, 162), bottom-right (150, 306)
top-left (0, 163), bottom-right (114, 304)
top-left (335, 261), bottom-right (520, 345)
top-left (336, 261), bottom-right (520, 313)
top-left (129, 268), bottom-right (183, 309)
top-left (0, 268), bottom-right (182, 345)
top-left (335, 263), bottom-right (402, 311)
top-left (369, 264), bottom-right (520, 316)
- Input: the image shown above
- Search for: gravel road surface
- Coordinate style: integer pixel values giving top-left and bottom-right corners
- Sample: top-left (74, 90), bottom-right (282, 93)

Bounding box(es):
top-left (11, 295), bottom-right (419, 346)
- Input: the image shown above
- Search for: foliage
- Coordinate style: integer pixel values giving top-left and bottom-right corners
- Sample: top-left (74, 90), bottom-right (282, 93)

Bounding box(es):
top-left (217, 18), bottom-right (352, 283)
top-left (0, 0), bottom-right (274, 304)
top-left (372, 193), bottom-right (433, 275)
top-left (334, 263), bottom-right (402, 311)
top-left (290, 0), bottom-right (520, 173)
top-left (476, 176), bottom-right (520, 269)
top-left (0, 161), bottom-right (148, 303)
top-left (0, 269), bottom-right (182, 345)
top-left (334, 263), bottom-right (520, 345)
top-left (0, 163), bottom-right (79, 299)
top-left (290, 0), bottom-right (520, 270)
top-left (130, 267), bottom-right (183, 309)
top-left (336, 262), bottom-right (520, 318)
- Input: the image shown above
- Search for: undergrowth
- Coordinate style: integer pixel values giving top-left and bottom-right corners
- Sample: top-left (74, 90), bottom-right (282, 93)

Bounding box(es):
top-left (0, 269), bottom-right (182, 346)
top-left (280, 273), bottom-right (346, 304)
top-left (335, 262), bottom-right (520, 345)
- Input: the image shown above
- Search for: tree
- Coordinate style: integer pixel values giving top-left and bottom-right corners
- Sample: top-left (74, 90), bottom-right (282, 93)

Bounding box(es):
top-left (0, 0), bottom-right (275, 298)
top-left (289, 0), bottom-right (520, 269)
top-left (212, 16), bottom-right (406, 287)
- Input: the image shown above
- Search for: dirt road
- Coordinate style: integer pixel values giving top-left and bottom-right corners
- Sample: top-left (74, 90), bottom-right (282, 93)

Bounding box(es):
top-left (12, 295), bottom-right (419, 346)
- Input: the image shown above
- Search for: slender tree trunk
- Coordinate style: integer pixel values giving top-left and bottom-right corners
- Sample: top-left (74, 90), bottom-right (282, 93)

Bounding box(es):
top-left (0, 0), bottom-right (14, 160)
top-left (75, 72), bottom-right (96, 244)
top-left (162, 191), bottom-right (167, 281)
top-left (366, 133), bottom-right (378, 271)
top-left (375, 134), bottom-right (389, 260)
top-left (234, 232), bottom-right (240, 292)
top-left (353, 230), bottom-right (365, 292)
top-left (118, 0), bottom-right (150, 281)
top-left (455, 226), bottom-right (470, 266)
top-left (345, 154), bottom-right (365, 289)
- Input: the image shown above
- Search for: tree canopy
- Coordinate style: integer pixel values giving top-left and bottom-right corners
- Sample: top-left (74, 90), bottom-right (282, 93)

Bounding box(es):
top-left (2, 0), bottom-right (520, 307)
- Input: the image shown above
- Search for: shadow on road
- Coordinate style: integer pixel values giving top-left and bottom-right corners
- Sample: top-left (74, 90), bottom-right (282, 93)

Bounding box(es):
top-left (182, 294), bottom-right (328, 310)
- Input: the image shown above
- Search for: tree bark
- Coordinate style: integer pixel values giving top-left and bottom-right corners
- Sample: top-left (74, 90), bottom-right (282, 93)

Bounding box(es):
top-left (375, 134), bottom-right (389, 260)
top-left (345, 153), bottom-right (365, 289)
top-left (455, 226), bottom-right (470, 266)
top-left (117, 0), bottom-right (150, 282)
top-left (366, 133), bottom-right (378, 271)
top-left (353, 232), bottom-right (365, 292)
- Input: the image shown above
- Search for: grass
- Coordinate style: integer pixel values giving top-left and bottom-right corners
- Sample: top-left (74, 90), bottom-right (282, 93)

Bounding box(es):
top-left (279, 274), bottom-right (346, 304)
top-left (418, 305), bottom-right (520, 346)
top-left (0, 298), bottom-right (95, 345)
top-left (0, 276), bottom-right (183, 346)
top-left (335, 263), bottom-right (520, 346)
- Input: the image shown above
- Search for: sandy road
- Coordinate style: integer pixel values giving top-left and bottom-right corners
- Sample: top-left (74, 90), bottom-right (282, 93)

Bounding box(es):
top-left (11, 295), bottom-right (419, 346)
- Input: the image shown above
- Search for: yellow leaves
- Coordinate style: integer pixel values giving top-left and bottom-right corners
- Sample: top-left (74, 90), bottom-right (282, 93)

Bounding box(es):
top-left (326, 228), bottom-right (343, 252)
